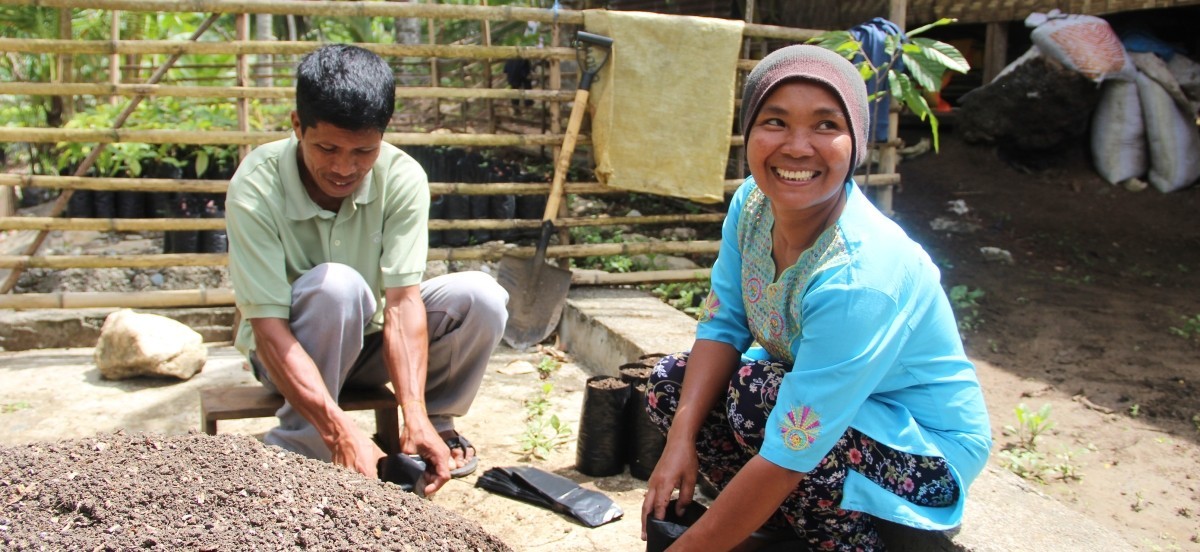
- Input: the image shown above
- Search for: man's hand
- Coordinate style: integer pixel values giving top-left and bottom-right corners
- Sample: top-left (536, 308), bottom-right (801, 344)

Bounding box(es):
top-left (328, 423), bottom-right (388, 479)
top-left (400, 402), bottom-right (452, 495)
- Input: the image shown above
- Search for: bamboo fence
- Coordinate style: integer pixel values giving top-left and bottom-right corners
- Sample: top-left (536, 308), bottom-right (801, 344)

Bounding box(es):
top-left (0, 0), bottom-right (902, 309)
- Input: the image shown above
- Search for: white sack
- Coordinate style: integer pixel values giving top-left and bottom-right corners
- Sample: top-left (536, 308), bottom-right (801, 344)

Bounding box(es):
top-left (1090, 79), bottom-right (1146, 185)
top-left (1136, 71), bottom-right (1200, 192)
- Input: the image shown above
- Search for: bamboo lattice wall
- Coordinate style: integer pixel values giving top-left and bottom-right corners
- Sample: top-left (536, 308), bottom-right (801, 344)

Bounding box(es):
top-left (0, 0), bottom-right (901, 310)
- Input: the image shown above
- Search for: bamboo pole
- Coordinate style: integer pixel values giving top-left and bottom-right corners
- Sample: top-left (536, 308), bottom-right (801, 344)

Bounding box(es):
top-left (0, 128), bottom-right (584, 147)
top-left (0, 13), bottom-right (222, 296)
top-left (0, 82), bottom-right (573, 101)
top-left (0, 38), bottom-right (575, 61)
top-left (0, 0), bottom-right (824, 41)
top-left (0, 212), bottom-right (724, 232)
top-left (0, 240), bottom-right (720, 270)
top-left (482, 0), bottom-right (495, 134)
top-left (235, 12), bottom-right (250, 160)
top-left (0, 175), bottom-right (228, 193)
top-left (1, 174), bottom-right (898, 195)
top-left (571, 268), bottom-right (711, 286)
top-left (428, 13), bottom-right (441, 129)
top-left (0, 253), bottom-right (228, 269)
top-left (109, 10), bottom-right (120, 106)
top-left (0, 288), bottom-right (236, 309)
top-left (57, 7), bottom-right (74, 121)
top-left (0, 217), bottom-right (227, 232)
top-left (430, 240), bottom-right (721, 262)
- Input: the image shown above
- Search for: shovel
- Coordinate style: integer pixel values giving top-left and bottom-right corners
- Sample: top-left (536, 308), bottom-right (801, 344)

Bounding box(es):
top-left (498, 31), bottom-right (614, 350)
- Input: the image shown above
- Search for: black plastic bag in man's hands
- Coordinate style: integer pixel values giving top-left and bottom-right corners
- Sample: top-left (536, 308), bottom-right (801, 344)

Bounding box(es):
top-left (476, 466), bottom-right (623, 527)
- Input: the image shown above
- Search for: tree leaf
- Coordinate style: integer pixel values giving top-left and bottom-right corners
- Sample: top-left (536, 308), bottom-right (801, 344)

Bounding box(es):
top-left (907, 17), bottom-right (957, 38)
top-left (901, 51), bottom-right (944, 92)
top-left (194, 150), bottom-right (209, 179)
top-left (912, 37), bottom-right (971, 74)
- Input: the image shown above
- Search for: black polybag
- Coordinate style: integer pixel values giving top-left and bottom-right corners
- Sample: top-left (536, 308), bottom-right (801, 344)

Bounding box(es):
top-left (476, 466), bottom-right (623, 528)
top-left (575, 376), bottom-right (632, 477)
top-left (626, 382), bottom-right (666, 480)
top-left (377, 453), bottom-right (428, 498)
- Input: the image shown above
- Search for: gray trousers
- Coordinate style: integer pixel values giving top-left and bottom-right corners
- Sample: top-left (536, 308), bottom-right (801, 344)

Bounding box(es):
top-left (252, 263), bottom-right (509, 461)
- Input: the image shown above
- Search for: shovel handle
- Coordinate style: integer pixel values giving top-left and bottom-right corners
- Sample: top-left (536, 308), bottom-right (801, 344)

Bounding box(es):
top-left (543, 86), bottom-right (589, 222)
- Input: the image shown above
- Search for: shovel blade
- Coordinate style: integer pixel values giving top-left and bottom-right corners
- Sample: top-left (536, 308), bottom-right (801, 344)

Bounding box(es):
top-left (497, 253), bottom-right (573, 350)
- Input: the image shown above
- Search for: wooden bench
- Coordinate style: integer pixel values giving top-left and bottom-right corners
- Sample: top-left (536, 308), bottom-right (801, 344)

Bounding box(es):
top-left (199, 385), bottom-right (401, 454)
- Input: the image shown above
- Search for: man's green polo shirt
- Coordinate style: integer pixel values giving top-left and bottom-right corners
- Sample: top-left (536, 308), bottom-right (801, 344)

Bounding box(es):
top-left (226, 134), bottom-right (430, 357)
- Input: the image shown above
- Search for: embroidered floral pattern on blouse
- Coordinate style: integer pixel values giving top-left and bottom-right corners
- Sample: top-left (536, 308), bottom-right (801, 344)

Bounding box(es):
top-left (746, 276), bottom-right (764, 304)
top-left (736, 184), bottom-right (850, 363)
top-left (698, 290), bottom-right (721, 323)
top-left (780, 405), bottom-right (821, 451)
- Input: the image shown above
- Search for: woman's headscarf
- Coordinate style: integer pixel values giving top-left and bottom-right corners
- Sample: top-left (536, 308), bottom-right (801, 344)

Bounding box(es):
top-left (740, 45), bottom-right (870, 181)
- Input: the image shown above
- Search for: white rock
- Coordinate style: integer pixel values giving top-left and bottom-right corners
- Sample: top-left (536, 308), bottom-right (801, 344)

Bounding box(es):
top-left (94, 309), bottom-right (207, 380)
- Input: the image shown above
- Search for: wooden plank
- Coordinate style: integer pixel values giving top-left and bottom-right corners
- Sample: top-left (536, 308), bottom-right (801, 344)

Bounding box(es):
top-left (200, 385), bottom-right (397, 425)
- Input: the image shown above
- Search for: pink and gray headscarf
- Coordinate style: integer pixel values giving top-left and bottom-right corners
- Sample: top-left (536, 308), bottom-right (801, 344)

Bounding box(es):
top-left (740, 45), bottom-right (870, 183)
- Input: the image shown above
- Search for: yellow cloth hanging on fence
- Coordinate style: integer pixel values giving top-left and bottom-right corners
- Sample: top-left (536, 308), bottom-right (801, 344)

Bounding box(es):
top-left (583, 10), bottom-right (744, 204)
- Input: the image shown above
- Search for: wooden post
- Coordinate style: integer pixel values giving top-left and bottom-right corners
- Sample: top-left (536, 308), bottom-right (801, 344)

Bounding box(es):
top-left (428, 14), bottom-right (441, 128)
top-left (737, 0), bottom-right (755, 179)
top-left (482, 0), bottom-right (495, 134)
top-left (58, 8), bottom-right (74, 122)
top-left (984, 22), bottom-right (1008, 85)
top-left (110, 10), bottom-right (120, 106)
top-left (549, 23), bottom-right (561, 143)
top-left (236, 13), bottom-right (250, 161)
top-left (874, 0), bottom-right (906, 217)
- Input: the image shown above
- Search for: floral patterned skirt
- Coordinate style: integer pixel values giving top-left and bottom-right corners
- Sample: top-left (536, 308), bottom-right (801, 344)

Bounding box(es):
top-left (646, 352), bottom-right (960, 551)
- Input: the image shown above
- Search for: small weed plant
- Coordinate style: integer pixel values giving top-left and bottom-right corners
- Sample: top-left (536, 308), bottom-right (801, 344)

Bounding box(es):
top-left (517, 383), bottom-right (573, 461)
top-left (0, 401), bottom-right (31, 414)
top-left (999, 403), bottom-right (1085, 484)
top-left (1168, 314), bottom-right (1200, 341)
top-left (648, 281), bottom-right (711, 318)
top-left (536, 356), bottom-right (561, 380)
top-left (1005, 403), bottom-right (1053, 449)
top-left (948, 284), bottom-right (985, 333)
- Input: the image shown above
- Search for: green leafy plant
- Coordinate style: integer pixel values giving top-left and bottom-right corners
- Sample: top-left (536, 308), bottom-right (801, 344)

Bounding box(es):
top-left (536, 356), bottom-right (561, 380)
top-left (0, 401), bottom-right (31, 414)
top-left (809, 18), bottom-right (970, 151)
top-left (1004, 403), bottom-right (1054, 450)
top-left (1168, 314), bottom-right (1200, 341)
top-left (517, 383), bottom-right (572, 461)
top-left (647, 281), bottom-right (711, 317)
top-left (948, 284), bottom-right (985, 333)
top-left (999, 403), bottom-right (1085, 483)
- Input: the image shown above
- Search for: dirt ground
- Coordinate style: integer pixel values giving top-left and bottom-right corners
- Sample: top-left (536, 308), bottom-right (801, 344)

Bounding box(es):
top-left (894, 128), bottom-right (1200, 550)
top-left (2, 127), bottom-right (1200, 550)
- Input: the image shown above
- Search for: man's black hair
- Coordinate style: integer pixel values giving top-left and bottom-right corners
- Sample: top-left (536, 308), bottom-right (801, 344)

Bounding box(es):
top-left (295, 44), bottom-right (395, 133)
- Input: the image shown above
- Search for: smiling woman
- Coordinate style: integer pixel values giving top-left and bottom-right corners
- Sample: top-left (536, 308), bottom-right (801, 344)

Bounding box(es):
top-left (639, 45), bottom-right (991, 552)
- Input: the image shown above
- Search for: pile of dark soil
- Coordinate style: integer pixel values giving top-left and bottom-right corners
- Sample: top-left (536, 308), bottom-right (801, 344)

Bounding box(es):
top-left (0, 431), bottom-right (510, 551)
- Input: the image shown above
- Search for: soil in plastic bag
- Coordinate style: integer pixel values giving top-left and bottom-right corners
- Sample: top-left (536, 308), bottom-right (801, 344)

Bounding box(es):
top-left (576, 376), bottom-right (632, 477)
top-left (626, 382), bottom-right (666, 481)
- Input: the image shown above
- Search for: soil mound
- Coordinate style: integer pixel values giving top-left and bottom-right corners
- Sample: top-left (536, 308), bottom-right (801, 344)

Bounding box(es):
top-left (0, 431), bottom-right (511, 551)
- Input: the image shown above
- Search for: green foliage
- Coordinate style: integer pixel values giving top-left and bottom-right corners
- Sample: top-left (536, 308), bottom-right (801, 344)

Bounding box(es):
top-left (569, 226), bottom-right (634, 273)
top-left (536, 356), bottom-right (561, 380)
top-left (54, 97), bottom-right (256, 178)
top-left (0, 401), bottom-right (32, 414)
top-left (1004, 403), bottom-right (1054, 450)
top-left (948, 284), bottom-right (985, 333)
top-left (1168, 314), bottom-right (1200, 341)
top-left (648, 281), bottom-right (711, 317)
top-left (518, 383), bottom-right (572, 461)
top-left (999, 403), bottom-right (1085, 483)
top-left (809, 19), bottom-right (970, 151)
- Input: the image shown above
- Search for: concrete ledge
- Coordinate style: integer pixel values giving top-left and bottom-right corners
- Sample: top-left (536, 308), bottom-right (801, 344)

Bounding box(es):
top-left (558, 287), bottom-right (1136, 551)
top-left (0, 307), bottom-right (235, 351)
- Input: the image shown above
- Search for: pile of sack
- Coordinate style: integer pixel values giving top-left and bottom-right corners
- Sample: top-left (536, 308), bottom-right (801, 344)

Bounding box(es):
top-left (1021, 10), bottom-right (1200, 192)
